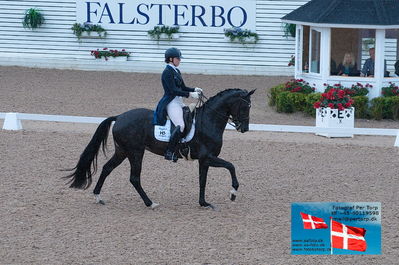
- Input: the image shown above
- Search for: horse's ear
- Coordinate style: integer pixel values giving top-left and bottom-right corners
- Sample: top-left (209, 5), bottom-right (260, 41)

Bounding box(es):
top-left (246, 89), bottom-right (256, 97)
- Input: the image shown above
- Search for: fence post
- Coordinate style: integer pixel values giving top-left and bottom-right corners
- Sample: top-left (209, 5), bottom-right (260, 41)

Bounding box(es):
top-left (395, 130), bottom-right (399, 147)
top-left (2, 112), bottom-right (22, 130)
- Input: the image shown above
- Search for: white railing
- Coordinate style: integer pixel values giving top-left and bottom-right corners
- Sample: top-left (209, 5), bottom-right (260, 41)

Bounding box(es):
top-left (1, 112), bottom-right (399, 146)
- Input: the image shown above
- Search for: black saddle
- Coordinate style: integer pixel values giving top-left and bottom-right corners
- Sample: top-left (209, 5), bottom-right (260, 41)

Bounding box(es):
top-left (170, 106), bottom-right (194, 139)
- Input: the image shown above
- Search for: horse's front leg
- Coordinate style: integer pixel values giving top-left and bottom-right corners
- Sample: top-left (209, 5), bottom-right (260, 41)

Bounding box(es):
top-left (198, 159), bottom-right (215, 209)
top-left (206, 156), bottom-right (239, 201)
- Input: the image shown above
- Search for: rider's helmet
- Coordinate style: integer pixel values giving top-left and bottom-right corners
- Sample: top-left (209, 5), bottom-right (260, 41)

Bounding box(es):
top-left (165, 47), bottom-right (183, 60)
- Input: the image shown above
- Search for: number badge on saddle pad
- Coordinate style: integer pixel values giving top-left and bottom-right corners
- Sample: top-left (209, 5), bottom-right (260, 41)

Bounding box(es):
top-left (154, 119), bottom-right (195, 143)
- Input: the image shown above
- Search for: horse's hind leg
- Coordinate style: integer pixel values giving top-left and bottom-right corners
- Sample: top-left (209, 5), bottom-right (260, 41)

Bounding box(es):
top-left (93, 148), bottom-right (126, 204)
top-left (127, 149), bottom-right (158, 209)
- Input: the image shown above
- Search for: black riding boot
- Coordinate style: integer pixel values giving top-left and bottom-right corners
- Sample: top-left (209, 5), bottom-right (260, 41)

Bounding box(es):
top-left (165, 125), bottom-right (182, 162)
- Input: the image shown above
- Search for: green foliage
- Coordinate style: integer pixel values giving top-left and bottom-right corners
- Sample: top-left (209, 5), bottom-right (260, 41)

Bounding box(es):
top-left (22, 8), bottom-right (44, 29)
top-left (381, 83), bottom-right (399, 97)
top-left (370, 96), bottom-right (399, 120)
top-left (352, 96), bottom-right (369, 119)
top-left (71, 23), bottom-right (107, 39)
top-left (282, 23), bottom-right (296, 38)
top-left (148, 26), bottom-right (180, 40)
top-left (276, 91), bottom-right (307, 113)
top-left (268, 84), bottom-right (285, 106)
top-left (224, 27), bottom-right (259, 44)
top-left (303, 93), bottom-right (322, 116)
top-left (284, 79), bottom-right (315, 94)
top-left (90, 48), bottom-right (130, 60)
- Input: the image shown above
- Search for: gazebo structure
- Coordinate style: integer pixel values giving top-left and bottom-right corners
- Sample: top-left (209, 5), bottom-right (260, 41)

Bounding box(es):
top-left (282, 0), bottom-right (399, 99)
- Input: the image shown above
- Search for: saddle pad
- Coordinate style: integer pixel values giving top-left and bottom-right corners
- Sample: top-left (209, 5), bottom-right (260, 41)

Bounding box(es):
top-left (154, 119), bottom-right (195, 143)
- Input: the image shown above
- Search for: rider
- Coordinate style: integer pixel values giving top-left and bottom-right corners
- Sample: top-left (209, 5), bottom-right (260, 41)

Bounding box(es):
top-left (153, 47), bottom-right (202, 162)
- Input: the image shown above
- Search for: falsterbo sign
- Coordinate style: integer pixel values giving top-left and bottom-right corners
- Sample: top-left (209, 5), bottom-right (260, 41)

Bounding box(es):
top-left (76, 0), bottom-right (256, 32)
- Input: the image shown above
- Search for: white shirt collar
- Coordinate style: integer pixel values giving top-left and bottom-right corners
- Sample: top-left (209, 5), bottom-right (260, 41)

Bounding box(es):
top-left (167, 63), bottom-right (179, 73)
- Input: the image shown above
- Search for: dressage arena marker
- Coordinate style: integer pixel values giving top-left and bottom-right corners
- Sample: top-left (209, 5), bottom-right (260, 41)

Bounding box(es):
top-left (1, 112), bottom-right (399, 146)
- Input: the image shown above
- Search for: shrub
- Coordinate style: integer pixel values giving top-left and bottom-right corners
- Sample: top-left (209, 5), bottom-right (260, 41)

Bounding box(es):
top-left (350, 83), bottom-right (371, 96)
top-left (284, 79), bottom-right (315, 94)
top-left (370, 96), bottom-right (399, 120)
top-left (268, 84), bottom-right (285, 106)
top-left (276, 91), bottom-right (307, 113)
top-left (352, 96), bottom-right (369, 118)
top-left (381, 83), bottom-right (399, 97)
top-left (303, 93), bottom-right (322, 116)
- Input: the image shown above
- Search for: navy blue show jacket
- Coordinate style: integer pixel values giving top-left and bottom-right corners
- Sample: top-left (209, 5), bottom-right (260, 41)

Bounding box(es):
top-left (153, 65), bottom-right (195, 125)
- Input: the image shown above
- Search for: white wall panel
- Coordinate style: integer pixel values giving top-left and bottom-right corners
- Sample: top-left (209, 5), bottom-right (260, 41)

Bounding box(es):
top-left (0, 0), bottom-right (309, 75)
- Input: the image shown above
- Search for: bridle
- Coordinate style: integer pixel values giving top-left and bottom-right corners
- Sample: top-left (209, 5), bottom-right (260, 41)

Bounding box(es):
top-left (197, 92), bottom-right (251, 130)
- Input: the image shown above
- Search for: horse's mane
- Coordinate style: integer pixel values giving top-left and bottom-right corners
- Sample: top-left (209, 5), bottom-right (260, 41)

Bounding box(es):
top-left (202, 88), bottom-right (247, 107)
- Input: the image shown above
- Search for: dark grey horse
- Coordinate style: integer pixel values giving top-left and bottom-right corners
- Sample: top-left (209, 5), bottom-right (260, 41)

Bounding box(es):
top-left (65, 88), bottom-right (255, 209)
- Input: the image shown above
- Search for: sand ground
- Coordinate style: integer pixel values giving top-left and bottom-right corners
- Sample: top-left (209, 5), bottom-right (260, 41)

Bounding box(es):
top-left (0, 66), bottom-right (398, 264)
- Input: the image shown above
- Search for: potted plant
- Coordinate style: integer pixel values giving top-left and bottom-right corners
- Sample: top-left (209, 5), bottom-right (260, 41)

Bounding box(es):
top-left (313, 84), bottom-right (354, 137)
top-left (282, 23), bottom-right (296, 38)
top-left (90, 48), bottom-right (130, 61)
top-left (148, 26), bottom-right (180, 40)
top-left (22, 8), bottom-right (45, 29)
top-left (224, 27), bottom-right (259, 44)
top-left (381, 82), bottom-right (399, 97)
top-left (72, 22), bottom-right (107, 39)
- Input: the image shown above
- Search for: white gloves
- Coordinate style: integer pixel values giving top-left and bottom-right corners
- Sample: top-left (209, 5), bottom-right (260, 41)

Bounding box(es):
top-left (189, 92), bottom-right (200, 99)
top-left (195, 87), bottom-right (203, 93)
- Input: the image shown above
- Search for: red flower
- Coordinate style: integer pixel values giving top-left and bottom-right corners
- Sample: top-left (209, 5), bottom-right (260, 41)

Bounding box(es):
top-left (345, 102), bottom-right (351, 108)
top-left (314, 101), bottom-right (321, 108)
top-left (328, 103), bottom-right (334, 108)
top-left (103, 47), bottom-right (108, 50)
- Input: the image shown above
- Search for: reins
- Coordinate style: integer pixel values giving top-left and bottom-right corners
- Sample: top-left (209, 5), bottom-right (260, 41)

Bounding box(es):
top-left (196, 92), bottom-right (250, 129)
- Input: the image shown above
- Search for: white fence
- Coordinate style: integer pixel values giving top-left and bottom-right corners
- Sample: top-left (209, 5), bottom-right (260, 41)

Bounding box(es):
top-left (1, 112), bottom-right (399, 146)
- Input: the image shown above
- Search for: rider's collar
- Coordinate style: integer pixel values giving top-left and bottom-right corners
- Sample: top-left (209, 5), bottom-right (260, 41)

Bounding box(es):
top-left (167, 63), bottom-right (179, 73)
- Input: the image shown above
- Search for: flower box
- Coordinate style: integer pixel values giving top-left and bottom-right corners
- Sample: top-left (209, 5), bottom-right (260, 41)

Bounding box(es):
top-left (80, 31), bottom-right (106, 39)
top-left (223, 35), bottom-right (257, 44)
top-left (316, 107), bottom-right (354, 138)
top-left (157, 33), bottom-right (180, 40)
top-left (99, 56), bottom-right (128, 61)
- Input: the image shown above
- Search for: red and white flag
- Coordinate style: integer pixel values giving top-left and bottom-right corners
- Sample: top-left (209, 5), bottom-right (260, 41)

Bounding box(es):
top-left (300, 212), bottom-right (328, 229)
top-left (331, 220), bottom-right (367, 252)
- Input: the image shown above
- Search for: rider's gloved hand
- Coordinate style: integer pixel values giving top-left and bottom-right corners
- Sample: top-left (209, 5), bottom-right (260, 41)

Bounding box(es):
top-left (194, 87), bottom-right (203, 93)
top-left (189, 91), bottom-right (200, 99)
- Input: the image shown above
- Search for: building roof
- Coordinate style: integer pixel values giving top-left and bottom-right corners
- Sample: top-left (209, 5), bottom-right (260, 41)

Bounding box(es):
top-left (282, 0), bottom-right (399, 26)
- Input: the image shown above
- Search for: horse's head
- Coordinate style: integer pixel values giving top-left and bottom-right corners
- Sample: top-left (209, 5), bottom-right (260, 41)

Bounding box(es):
top-left (229, 89), bottom-right (256, 133)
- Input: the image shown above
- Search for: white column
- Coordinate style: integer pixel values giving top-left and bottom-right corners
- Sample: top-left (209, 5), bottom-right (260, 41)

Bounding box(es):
top-left (321, 28), bottom-right (331, 83)
top-left (295, 24), bottom-right (303, 79)
top-left (373, 29), bottom-right (385, 99)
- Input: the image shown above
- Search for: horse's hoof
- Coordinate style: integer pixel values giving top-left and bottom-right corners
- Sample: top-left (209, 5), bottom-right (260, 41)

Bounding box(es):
top-left (95, 194), bottom-right (105, 205)
top-left (230, 189), bottom-right (238, 201)
top-left (201, 203), bottom-right (219, 211)
top-left (150, 202), bottom-right (160, 209)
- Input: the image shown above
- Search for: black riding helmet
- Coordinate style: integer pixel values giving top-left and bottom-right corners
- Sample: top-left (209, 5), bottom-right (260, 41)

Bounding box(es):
top-left (165, 47), bottom-right (183, 60)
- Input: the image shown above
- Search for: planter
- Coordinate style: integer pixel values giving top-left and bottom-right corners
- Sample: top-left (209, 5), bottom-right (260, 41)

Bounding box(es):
top-left (95, 56), bottom-right (128, 61)
top-left (224, 35), bottom-right (257, 44)
top-left (80, 31), bottom-right (106, 39)
top-left (316, 107), bottom-right (354, 138)
top-left (155, 33), bottom-right (180, 41)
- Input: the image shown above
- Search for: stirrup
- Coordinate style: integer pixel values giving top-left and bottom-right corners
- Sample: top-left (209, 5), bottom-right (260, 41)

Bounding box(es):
top-left (165, 150), bottom-right (178, 162)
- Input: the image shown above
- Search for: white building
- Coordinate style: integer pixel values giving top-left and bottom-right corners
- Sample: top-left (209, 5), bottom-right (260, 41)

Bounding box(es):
top-left (0, 0), bottom-right (309, 75)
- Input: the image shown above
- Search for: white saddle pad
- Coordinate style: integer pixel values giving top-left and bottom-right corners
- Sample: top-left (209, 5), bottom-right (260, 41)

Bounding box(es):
top-left (154, 119), bottom-right (195, 143)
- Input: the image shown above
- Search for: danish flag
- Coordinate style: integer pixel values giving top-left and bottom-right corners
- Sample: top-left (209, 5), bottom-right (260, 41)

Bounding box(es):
top-left (331, 219), bottom-right (367, 252)
top-left (300, 212), bottom-right (328, 229)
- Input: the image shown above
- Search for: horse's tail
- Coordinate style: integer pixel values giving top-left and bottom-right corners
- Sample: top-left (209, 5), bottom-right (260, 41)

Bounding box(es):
top-left (64, 116), bottom-right (117, 190)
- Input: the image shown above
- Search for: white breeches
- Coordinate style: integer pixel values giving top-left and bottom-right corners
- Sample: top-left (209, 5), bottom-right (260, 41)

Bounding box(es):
top-left (166, 96), bottom-right (185, 132)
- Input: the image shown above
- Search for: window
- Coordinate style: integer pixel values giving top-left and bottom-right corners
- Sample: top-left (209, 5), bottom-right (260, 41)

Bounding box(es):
top-left (385, 29), bottom-right (399, 77)
top-left (302, 26), bottom-right (310, 73)
top-left (330, 28), bottom-right (376, 77)
top-left (310, 29), bottom-right (321, 73)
